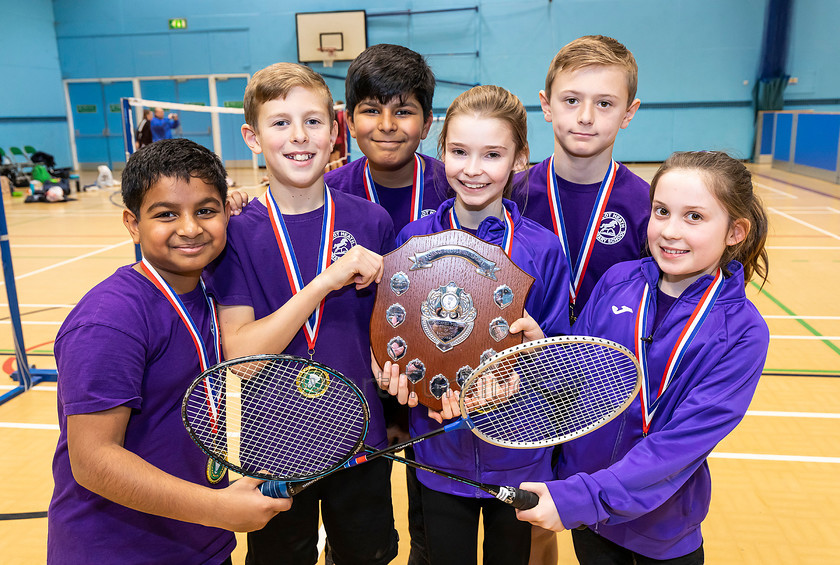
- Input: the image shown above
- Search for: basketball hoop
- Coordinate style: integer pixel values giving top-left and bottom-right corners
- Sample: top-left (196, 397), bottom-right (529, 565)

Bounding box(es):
top-left (316, 47), bottom-right (338, 68)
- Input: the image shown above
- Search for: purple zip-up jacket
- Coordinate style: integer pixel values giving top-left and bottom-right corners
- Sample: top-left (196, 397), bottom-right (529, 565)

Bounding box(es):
top-left (547, 257), bottom-right (769, 559)
top-left (396, 198), bottom-right (571, 496)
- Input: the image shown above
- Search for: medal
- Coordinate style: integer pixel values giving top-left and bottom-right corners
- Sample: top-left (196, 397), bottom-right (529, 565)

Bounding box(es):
top-left (265, 186), bottom-right (335, 358)
top-left (546, 156), bottom-right (618, 322)
top-left (363, 153), bottom-right (425, 222)
top-left (448, 206), bottom-right (514, 258)
top-left (635, 269), bottom-right (724, 434)
top-left (139, 258), bottom-right (222, 439)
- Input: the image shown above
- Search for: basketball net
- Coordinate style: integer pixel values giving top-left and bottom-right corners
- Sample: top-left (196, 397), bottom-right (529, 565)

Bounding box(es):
top-left (316, 47), bottom-right (338, 68)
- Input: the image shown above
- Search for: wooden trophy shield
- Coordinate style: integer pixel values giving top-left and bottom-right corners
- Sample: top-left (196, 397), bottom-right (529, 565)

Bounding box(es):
top-left (371, 230), bottom-right (534, 411)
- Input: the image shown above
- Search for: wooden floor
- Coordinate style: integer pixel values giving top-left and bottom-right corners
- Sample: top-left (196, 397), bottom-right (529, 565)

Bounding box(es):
top-left (0, 163), bottom-right (838, 564)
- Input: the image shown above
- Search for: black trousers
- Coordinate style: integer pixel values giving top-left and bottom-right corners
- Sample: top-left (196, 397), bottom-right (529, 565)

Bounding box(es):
top-left (572, 527), bottom-right (704, 565)
top-left (417, 482), bottom-right (531, 565)
top-left (245, 457), bottom-right (398, 565)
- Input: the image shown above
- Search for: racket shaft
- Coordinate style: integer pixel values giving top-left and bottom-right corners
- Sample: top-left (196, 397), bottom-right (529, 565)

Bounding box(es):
top-left (384, 451), bottom-right (538, 510)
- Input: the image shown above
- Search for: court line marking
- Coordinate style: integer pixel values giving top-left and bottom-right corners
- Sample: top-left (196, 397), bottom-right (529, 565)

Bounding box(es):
top-left (4, 320), bottom-right (840, 336)
top-left (752, 171), bottom-right (840, 201)
top-left (11, 243), bottom-right (124, 248)
top-left (754, 182), bottom-right (797, 199)
top-left (710, 453), bottom-right (840, 464)
top-left (752, 282), bottom-right (840, 357)
top-left (766, 246), bottom-right (840, 250)
top-left (746, 410), bottom-right (840, 418)
top-left (768, 207), bottom-right (840, 241)
top-left (0, 240), bottom-right (133, 286)
top-left (0, 303), bottom-right (76, 308)
top-left (2, 423), bottom-right (837, 463)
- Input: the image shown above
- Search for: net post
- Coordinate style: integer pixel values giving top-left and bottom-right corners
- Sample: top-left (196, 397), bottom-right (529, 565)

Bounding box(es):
top-left (0, 183), bottom-right (57, 405)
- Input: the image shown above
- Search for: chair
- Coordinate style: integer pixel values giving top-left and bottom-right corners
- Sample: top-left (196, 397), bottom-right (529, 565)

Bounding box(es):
top-left (23, 145), bottom-right (37, 160)
top-left (8, 147), bottom-right (33, 171)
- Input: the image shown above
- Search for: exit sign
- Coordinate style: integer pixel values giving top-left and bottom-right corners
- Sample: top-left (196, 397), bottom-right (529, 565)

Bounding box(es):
top-left (169, 18), bottom-right (187, 30)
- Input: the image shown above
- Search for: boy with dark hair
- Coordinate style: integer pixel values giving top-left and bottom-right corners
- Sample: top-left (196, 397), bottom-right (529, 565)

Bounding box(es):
top-left (205, 62), bottom-right (399, 565)
top-left (47, 139), bottom-right (290, 565)
top-left (325, 43), bottom-right (447, 234)
top-left (515, 35), bottom-right (650, 326)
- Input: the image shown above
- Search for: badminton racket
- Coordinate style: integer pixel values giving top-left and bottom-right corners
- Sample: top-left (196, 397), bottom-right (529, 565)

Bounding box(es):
top-left (181, 354), bottom-right (539, 508)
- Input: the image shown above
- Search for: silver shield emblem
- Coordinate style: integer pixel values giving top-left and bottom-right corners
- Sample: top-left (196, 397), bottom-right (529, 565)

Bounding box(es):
top-left (480, 348), bottom-right (497, 365)
top-left (420, 281), bottom-right (478, 352)
top-left (493, 285), bottom-right (514, 309)
top-left (386, 303), bottom-right (406, 328)
top-left (405, 358), bottom-right (426, 383)
top-left (489, 317), bottom-right (509, 342)
top-left (390, 271), bottom-right (410, 296)
top-left (429, 374), bottom-right (450, 399)
top-left (456, 365), bottom-right (473, 388)
top-left (387, 336), bottom-right (407, 361)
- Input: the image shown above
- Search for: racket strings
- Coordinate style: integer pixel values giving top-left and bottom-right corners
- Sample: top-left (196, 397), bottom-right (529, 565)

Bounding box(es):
top-left (463, 341), bottom-right (639, 447)
top-left (185, 358), bottom-right (366, 479)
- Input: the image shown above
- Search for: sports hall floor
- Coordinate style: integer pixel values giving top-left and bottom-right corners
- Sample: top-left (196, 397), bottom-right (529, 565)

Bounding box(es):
top-left (0, 163), bottom-right (837, 564)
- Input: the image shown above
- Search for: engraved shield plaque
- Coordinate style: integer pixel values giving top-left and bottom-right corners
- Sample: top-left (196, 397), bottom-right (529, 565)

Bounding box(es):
top-left (370, 230), bottom-right (534, 410)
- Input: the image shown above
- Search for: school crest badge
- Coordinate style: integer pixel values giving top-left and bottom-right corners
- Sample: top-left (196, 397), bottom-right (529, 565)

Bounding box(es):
top-left (596, 211), bottom-right (627, 245)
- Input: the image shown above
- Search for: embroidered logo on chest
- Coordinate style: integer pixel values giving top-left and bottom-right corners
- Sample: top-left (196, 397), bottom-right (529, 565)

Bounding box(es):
top-left (596, 211), bottom-right (627, 245)
top-left (331, 230), bottom-right (357, 262)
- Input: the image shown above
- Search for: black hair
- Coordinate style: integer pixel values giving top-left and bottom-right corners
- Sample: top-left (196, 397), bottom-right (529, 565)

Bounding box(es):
top-left (121, 138), bottom-right (228, 216)
top-left (345, 44), bottom-right (436, 118)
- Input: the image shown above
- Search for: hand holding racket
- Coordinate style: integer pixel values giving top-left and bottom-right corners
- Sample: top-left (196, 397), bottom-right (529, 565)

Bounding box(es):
top-left (183, 337), bottom-right (640, 509)
top-left (182, 354), bottom-right (539, 508)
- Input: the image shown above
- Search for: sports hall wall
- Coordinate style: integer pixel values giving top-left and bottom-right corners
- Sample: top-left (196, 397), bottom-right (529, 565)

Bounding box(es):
top-left (0, 1), bottom-right (70, 168)
top-left (3, 0), bottom-right (839, 170)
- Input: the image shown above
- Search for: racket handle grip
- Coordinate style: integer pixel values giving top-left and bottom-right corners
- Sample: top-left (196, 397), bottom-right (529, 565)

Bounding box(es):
top-left (497, 486), bottom-right (539, 510)
top-left (259, 480), bottom-right (291, 498)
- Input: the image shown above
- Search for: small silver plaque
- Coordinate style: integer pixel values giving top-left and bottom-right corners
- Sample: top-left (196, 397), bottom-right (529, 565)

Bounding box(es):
top-left (456, 365), bottom-right (473, 388)
top-left (387, 336), bottom-right (407, 361)
top-left (405, 358), bottom-right (426, 383)
top-left (493, 285), bottom-right (514, 309)
top-left (386, 303), bottom-right (406, 328)
top-left (429, 374), bottom-right (450, 399)
top-left (489, 317), bottom-right (509, 342)
top-left (480, 348), bottom-right (497, 365)
top-left (390, 271), bottom-right (410, 296)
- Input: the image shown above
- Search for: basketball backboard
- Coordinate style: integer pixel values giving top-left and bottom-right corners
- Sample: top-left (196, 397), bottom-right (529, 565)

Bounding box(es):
top-left (296, 10), bottom-right (367, 65)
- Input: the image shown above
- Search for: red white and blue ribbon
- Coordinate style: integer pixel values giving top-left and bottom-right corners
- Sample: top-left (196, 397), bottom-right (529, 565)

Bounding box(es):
top-left (264, 186), bottom-right (335, 355)
top-left (140, 257), bottom-right (221, 427)
top-left (634, 268), bottom-right (724, 434)
top-left (448, 205), bottom-right (514, 257)
top-left (546, 156), bottom-right (618, 309)
top-left (363, 153), bottom-right (424, 222)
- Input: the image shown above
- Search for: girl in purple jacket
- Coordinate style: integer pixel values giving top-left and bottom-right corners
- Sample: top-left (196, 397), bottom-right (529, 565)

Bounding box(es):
top-left (516, 151), bottom-right (770, 564)
top-left (379, 85), bottom-right (571, 565)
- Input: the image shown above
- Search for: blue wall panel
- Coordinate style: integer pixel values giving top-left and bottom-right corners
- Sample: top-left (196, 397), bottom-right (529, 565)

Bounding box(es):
top-left (761, 112), bottom-right (775, 154)
top-left (0, 0), bottom-right (836, 168)
top-left (794, 114), bottom-right (840, 171)
top-left (773, 113), bottom-right (793, 162)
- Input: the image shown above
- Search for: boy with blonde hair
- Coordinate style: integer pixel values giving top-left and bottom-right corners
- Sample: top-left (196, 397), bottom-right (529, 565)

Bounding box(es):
top-left (515, 35), bottom-right (650, 326)
top-left (205, 62), bottom-right (398, 564)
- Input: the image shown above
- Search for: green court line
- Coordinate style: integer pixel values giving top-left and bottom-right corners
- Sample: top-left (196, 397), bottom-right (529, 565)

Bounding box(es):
top-left (751, 281), bottom-right (840, 357)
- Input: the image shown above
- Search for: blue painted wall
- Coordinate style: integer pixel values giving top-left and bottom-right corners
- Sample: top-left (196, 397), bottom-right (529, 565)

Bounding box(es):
top-left (2, 0), bottom-right (838, 166)
top-left (0, 0), bottom-right (70, 167)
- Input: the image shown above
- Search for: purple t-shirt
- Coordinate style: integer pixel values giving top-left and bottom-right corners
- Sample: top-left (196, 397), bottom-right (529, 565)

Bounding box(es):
top-left (204, 188), bottom-right (396, 449)
top-left (48, 265), bottom-right (234, 565)
top-left (325, 153), bottom-right (449, 234)
top-left (513, 157), bottom-right (650, 320)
